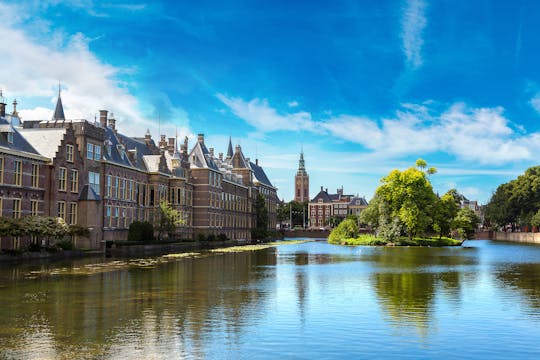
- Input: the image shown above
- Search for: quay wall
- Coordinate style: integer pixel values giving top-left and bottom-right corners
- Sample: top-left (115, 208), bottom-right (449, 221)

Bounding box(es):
top-left (492, 232), bottom-right (540, 245)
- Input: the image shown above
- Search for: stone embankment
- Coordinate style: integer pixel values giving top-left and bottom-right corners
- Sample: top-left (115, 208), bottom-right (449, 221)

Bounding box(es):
top-left (492, 232), bottom-right (540, 245)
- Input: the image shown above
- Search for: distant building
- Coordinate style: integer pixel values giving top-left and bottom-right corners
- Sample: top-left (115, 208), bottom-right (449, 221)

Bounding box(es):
top-left (294, 150), bottom-right (309, 202)
top-left (308, 187), bottom-right (367, 228)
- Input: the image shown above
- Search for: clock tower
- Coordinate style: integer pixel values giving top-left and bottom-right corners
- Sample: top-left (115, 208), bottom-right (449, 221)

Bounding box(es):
top-left (294, 151), bottom-right (309, 202)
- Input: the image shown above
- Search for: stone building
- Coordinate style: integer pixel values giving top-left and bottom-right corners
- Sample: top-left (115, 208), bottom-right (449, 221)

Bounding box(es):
top-left (0, 90), bottom-right (277, 250)
top-left (294, 150), bottom-right (309, 202)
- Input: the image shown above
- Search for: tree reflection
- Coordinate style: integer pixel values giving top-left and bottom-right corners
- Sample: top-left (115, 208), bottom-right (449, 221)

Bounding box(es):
top-left (495, 263), bottom-right (540, 313)
top-left (368, 247), bottom-right (475, 334)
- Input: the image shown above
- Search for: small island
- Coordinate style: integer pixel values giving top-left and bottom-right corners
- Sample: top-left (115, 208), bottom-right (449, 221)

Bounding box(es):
top-left (328, 159), bottom-right (479, 247)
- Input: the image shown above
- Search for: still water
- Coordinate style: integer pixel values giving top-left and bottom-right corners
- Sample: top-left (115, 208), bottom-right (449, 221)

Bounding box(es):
top-left (1, 239), bottom-right (540, 359)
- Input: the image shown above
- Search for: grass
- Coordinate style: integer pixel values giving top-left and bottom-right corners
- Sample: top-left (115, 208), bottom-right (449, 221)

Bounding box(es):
top-left (336, 234), bottom-right (463, 247)
top-left (209, 239), bottom-right (313, 253)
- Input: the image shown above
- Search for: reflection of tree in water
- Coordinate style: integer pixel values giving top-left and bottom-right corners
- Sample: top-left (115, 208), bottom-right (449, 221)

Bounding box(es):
top-left (369, 248), bottom-right (474, 335)
top-left (0, 249), bottom-right (278, 358)
top-left (495, 263), bottom-right (540, 314)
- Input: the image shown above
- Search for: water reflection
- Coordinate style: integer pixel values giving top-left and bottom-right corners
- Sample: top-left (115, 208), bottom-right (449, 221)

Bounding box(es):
top-left (367, 247), bottom-right (478, 334)
top-left (495, 263), bottom-right (540, 315)
top-left (0, 250), bottom-right (277, 359)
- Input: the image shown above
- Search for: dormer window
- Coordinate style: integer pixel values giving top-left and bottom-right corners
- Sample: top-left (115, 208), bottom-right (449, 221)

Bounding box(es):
top-left (117, 144), bottom-right (125, 159)
top-left (7, 131), bottom-right (13, 144)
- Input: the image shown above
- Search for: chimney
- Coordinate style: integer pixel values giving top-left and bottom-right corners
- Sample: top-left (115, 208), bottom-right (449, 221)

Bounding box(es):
top-left (144, 129), bottom-right (152, 147)
top-left (159, 135), bottom-right (167, 149)
top-left (99, 110), bottom-right (108, 127)
top-left (326, 188), bottom-right (328, 193)
top-left (167, 137), bottom-right (175, 154)
top-left (197, 133), bottom-right (204, 144)
top-left (0, 90), bottom-right (6, 117)
top-left (108, 113), bottom-right (116, 131)
top-left (219, 153), bottom-right (223, 161)
top-left (127, 149), bottom-right (137, 165)
top-left (321, 186), bottom-right (323, 191)
top-left (209, 147), bottom-right (214, 157)
top-left (256, 159), bottom-right (259, 166)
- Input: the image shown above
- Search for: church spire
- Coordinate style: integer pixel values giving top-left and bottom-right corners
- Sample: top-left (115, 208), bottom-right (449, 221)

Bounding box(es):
top-left (52, 83), bottom-right (65, 121)
top-left (226, 136), bottom-right (234, 159)
top-left (297, 149), bottom-right (306, 175)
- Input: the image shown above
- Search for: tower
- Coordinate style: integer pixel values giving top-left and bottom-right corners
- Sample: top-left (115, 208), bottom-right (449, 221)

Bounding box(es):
top-left (294, 150), bottom-right (309, 202)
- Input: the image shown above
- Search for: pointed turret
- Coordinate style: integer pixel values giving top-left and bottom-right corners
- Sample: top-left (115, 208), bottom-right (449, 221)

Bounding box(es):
top-left (52, 84), bottom-right (65, 121)
top-left (227, 136), bottom-right (234, 159)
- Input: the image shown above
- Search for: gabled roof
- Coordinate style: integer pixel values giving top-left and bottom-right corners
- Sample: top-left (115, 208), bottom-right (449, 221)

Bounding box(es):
top-left (18, 128), bottom-right (67, 159)
top-left (189, 139), bottom-right (220, 171)
top-left (0, 117), bottom-right (42, 157)
top-left (102, 127), bottom-right (133, 168)
top-left (249, 161), bottom-right (274, 189)
top-left (311, 189), bottom-right (332, 203)
top-left (231, 145), bottom-right (249, 169)
top-left (116, 131), bottom-right (158, 172)
top-left (349, 197), bottom-right (368, 206)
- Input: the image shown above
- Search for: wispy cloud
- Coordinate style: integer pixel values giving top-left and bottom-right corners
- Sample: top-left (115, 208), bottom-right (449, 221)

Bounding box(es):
top-left (218, 93), bottom-right (540, 165)
top-left (400, 0), bottom-right (427, 69)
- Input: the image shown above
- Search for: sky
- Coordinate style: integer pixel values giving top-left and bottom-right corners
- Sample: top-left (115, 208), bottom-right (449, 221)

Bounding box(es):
top-left (1, 0), bottom-right (540, 203)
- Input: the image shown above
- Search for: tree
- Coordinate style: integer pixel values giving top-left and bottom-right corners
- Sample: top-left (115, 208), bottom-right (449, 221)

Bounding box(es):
top-left (432, 191), bottom-right (460, 238)
top-left (252, 193), bottom-right (269, 239)
top-left (328, 218), bottom-right (359, 244)
top-left (376, 160), bottom-right (438, 240)
top-left (158, 200), bottom-right (184, 240)
top-left (452, 208), bottom-right (480, 239)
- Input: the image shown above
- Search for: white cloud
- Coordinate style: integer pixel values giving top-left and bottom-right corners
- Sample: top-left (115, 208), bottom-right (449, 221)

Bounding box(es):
top-left (287, 100), bottom-right (299, 107)
top-left (218, 93), bottom-right (540, 165)
top-left (0, 2), bottom-right (176, 138)
top-left (400, 0), bottom-right (427, 69)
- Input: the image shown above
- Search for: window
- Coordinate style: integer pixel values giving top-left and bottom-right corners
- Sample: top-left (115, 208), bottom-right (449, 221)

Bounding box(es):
top-left (0, 156), bottom-right (3, 184)
top-left (31, 163), bottom-right (39, 188)
top-left (31, 200), bottom-right (39, 216)
top-left (129, 180), bottom-right (133, 201)
top-left (57, 201), bottom-right (66, 220)
top-left (13, 198), bottom-right (21, 218)
top-left (89, 171), bottom-right (100, 195)
top-left (70, 169), bottom-right (79, 193)
top-left (7, 132), bottom-right (13, 144)
top-left (69, 203), bottom-right (77, 225)
top-left (59, 167), bottom-right (67, 191)
top-left (0, 198), bottom-right (2, 216)
top-left (87, 143), bottom-right (94, 160)
top-left (114, 177), bottom-right (119, 198)
top-left (106, 206), bottom-right (111, 227)
top-left (66, 144), bottom-right (74, 162)
top-left (120, 178), bottom-right (126, 200)
top-left (94, 145), bottom-right (101, 160)
top-left (14, 160), bottom-right (22, 186)
top-left (106, 175), bottom-right (112, 197)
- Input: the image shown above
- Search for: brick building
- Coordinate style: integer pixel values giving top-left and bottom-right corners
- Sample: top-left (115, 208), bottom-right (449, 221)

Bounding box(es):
top-left (308, 187), bottom-right (367, 228)
top-left (0, 90), bottom-right (277, 250)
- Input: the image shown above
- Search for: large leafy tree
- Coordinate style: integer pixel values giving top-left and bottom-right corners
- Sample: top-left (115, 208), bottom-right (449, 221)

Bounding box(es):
top-left (432, 191), bottom-right (460, 238)
top-left (376, 162), bottom-right (438, 240)
top-left (252, 193), bottom-right (269, 239)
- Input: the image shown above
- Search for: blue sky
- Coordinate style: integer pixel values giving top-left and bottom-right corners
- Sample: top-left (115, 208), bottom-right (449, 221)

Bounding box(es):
top-left (1, 0), bottom-right (540, 203)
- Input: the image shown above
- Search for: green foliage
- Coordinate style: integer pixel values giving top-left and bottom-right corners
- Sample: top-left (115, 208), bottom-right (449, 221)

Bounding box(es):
top-left (158, 200), bottom-right (185, 240)
top-left (531, 209), bottom-right (540, 228)
top-left (0, 216), bottom-right (85, 243)
top-left (207, 234), bottom-right (217, 242)
top-left (217, 233), bottom-right (228, 242)
top-left (485, 166), bottom-right (540, 228)
top-left (331, 234), bottom-right (462, 246)
top-left (432, 191), bottom-right (460, 238)
top-left (128, 221), bottom-right (155, 243)
top-left (56, 239), bottom-right (74, 250)
top-left (68, 224), bottom-right (90, 237)
top-left (197, 233), bottom-right (207, 242)
top-left (452, 208), bottom-right (481, 239)
top-left (376, 161), bottom-right (437, 240)
top-left (328, 218), bottom-right (359, 244)
top-left (252, 193), bottom-right (269, 239)
top-left (277, 200), bottom-right (307, 227)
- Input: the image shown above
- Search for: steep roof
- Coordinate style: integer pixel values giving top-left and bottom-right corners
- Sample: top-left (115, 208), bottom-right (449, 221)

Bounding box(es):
top-left (227, 137), bottom-right (233, 158)
top-left (311, 189), bottom-right (332, 203)
top-left (249, 161), bottom-right (274, 188)
top-left (79, 184), bottom-right (100, 201)
top-left (52, 94), bottom-right (65, 121)
top-left (18, 128), bottom-right (67, 159)
top-left (116, 131), bottom-right (158, 172)
top-left (0, 117), bottom-right (42, 157)
top-left (189, 139), bottom-right (220, 171)
top-left (349, 197), bottom-right (368, 206)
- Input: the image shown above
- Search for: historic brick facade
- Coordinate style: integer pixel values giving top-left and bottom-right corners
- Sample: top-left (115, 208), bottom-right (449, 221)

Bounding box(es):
top-left (0, 92), bottom-right (277, 250)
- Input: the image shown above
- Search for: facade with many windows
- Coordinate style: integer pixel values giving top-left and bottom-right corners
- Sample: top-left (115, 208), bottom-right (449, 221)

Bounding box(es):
top-left (0, 92), bottom-right (277, 250)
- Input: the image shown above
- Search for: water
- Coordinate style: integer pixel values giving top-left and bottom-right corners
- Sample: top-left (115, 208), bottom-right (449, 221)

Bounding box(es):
top-left (1, 239), bottom-right (539, 359)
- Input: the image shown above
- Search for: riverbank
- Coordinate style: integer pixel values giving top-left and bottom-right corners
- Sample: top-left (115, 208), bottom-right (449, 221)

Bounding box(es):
top-left (0, 249), bottom-right (102, 263)
top-left (331, 234), bottom-right (463, 246)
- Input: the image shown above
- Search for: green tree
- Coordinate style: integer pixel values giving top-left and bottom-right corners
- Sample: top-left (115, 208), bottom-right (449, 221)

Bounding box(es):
top-left (376, 160), bottom-right (438, 240)
top-left (252, 193), bottom-right (269, 239)
top-left (328, 218), bottom-right (359, 244)
top-left (432, 191), bottom-right (460, 238)
top-left (452, 208), bottom-right (480, 239)
top-left (158, 200), bottom-right (184, 240)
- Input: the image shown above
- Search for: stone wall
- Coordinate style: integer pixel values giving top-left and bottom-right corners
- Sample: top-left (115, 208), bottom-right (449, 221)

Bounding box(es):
top-left (493, 232), bottom-right (540, 244)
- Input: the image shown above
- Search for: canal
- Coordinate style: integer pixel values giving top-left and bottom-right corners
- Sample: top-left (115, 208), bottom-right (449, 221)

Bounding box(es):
top-left (0, 239), bottom-right (539, 359)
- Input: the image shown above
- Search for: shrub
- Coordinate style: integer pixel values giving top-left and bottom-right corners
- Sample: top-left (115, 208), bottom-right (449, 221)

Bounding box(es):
top-left (206, 234), bottom-right (216, 242)
top-left (217, 233), bottom-right (228, 241)
top-left (56, 239), bottom-right (74, 250)
top-left (128, 221), bottom-right (154, 243)
top-left (328, 218), bottom-right (359, 244)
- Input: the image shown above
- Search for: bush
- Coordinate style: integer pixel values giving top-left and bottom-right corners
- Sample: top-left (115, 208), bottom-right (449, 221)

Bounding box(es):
top-left (328, 219), bottom-right (359, 244)
top-left (206, 234), bottom-right (216, 242)
top-left (26, 242), bottom-right (43, 252)
top-left (128, 221), bottom-right (154, 243)
top-left (197, 233), bottom-right (207, 242)
top-left (217, 233), bottom-right (228, 241)
top-left (56, 239), bottom-right (74, 250)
